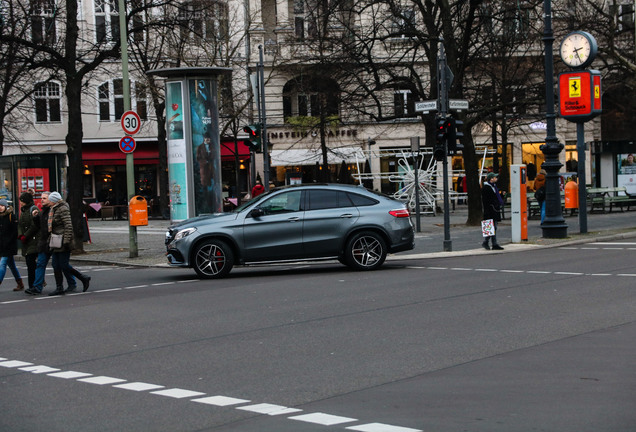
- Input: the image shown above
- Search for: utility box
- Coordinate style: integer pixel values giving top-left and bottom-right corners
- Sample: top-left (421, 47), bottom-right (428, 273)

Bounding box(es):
top-left (129, 196), bottom-right (148, 226)
top-left (510, 164), bottom-right (528, 242)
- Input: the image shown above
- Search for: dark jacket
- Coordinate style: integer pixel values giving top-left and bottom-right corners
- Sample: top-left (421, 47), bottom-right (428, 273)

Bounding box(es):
top-left (18, 201), bottom-right (40, 256)
top-left (482, 182), bottom-right (502, 222)
top-left (36, 206), bottom-right (51, 254)
top-left (0, 206), bottom-right (18, 257)
top-left (48, 201), bottom-right (74, 252)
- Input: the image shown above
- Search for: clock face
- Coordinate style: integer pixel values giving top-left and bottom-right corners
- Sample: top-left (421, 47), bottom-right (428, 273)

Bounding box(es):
top-left (560, 31), bottom-right (597, 69)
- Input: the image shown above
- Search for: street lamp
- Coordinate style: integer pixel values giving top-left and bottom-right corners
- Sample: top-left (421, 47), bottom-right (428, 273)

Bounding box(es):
top-left (540, 0), bottom-right (568, 238)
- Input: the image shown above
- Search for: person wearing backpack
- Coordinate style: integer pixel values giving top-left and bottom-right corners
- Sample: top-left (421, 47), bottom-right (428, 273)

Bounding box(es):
top-left (0, 198), bottom-right (25, 291)
top-left (18, 192), bottom-right (40, 292)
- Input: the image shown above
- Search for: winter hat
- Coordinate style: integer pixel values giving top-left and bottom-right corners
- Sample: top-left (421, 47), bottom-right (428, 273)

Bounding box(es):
top-left (0, 198), bottom-right (7, 207)
top-left (486, 172), bottom-right (499, 181)
top-left (48, 192), bottom-right (62, 203)
top-left (20, 192), bottom-right (34, 204)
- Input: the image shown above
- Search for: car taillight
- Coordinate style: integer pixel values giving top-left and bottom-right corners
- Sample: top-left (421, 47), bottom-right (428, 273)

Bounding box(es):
top-left (389, 208), bottom-right (410, 218)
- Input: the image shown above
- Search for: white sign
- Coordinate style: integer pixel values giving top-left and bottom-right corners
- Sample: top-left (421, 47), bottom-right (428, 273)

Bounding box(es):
top-left (415, 101), bottom-right (438, 112)
top-left (449, 99), bottom-right (469, 111)
top-left (121, 111), bottom-right (141, 135)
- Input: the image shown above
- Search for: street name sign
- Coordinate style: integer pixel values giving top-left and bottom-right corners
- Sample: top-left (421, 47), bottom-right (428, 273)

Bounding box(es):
top-left (415, 100), bottom-right (438, 112)
top-left (449, 99), bottom-right (469, 111)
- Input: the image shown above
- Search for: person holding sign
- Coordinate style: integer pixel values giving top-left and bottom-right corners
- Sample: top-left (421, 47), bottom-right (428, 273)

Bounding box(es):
top-left (481, 172), bottom-right (504, 251)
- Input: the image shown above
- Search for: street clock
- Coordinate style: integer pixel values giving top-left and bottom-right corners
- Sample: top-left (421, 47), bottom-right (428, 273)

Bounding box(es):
top-left (559, 31), bottom-right (598, 69)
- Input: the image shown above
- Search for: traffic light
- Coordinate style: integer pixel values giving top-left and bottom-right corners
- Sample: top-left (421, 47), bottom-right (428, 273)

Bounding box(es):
top-left (434, 118), bottom-right (446, 161)
top-left (243, 124), bottom-right (262, 152)
top-left (446, 117), bottom-right (464, 155)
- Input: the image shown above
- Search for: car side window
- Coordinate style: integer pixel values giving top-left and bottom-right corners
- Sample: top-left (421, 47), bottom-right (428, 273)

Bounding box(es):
top-left (347, 192), bottom-right (378, 207)
top-left (308, 190), bottom-right (338, 210)
top-left (259, 190), bottom-right (302, 214)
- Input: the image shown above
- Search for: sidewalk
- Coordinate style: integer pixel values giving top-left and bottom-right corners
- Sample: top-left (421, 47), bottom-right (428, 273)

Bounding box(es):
top-left (66, 208), bottom-right (636, 268)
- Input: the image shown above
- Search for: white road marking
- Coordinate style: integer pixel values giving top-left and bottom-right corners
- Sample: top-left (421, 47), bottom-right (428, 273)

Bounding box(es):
top-left (78, 376), bottom-right (127, 385)
top-left (450, 268), bottom-right (472, 271)
top-left (347, 423), bottom-right (422, 432)
top-left (0, 360), bottom-right (33, 368)
top-left (500, 270), bottom-right (524, 273)
top-left (527, 271), bottom-right (551, 274)
top-left (151, 282), bottom-right (174, 286)
top-left (427, 267), bottom-right (447, 270)
top-left (237, 403), bottom-right (302, 415)
top-left (20, 365), bottom-right (60, 374)
top-left (150, 388), bottom-right (205, 399)
top-left (475, 268), bottom-right (498, 272)
top-left (1, 300), bottom-right (29, 304)
top-left (113, 382), bottom-right (165, 391)
top-left (48, 371), bottom-right (93, 379)
top-left (554, 272), bottom-right (583, 275)
top-left (192, 395), bottom-right (250, 406)
top-left (589, 273), bottom-right (612, 276)
top-left (94, 288), bottom-right (122, 293)
top-left (594, 242), bottom-right (636, 245)
top-left (124, 285), bottom-right (148, 289)
top-left (617, 274), bottom-right (636, 277)
top-left (289, 412), bottom-right (358, 426)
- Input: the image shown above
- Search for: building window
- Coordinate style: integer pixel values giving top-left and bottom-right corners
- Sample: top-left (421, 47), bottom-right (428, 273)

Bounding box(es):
top-left (98, 79), bottom-right (148, 122)
top-left (394, 89), bottom-right (416, 118)
top-left (282, 78), bottom-right (340, 120)
top-left (178, 0), bottom-right (229, 42)
top-left (34, 82), bottom-right (61, 123)
top-left (94, 0), bottom-right (120, 43)
top-left (611, 3), bottom-right (635, 33)
top-left (31, 0), bottom-right (57, 44)
top-left (390, 8), bottom-right (415, 40)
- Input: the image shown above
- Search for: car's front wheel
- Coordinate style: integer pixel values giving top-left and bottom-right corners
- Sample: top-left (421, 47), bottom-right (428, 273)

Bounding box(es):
top-left (193, 239), bottom-right (234, 279)
top-left (344, 231), bottom-right (387, 271)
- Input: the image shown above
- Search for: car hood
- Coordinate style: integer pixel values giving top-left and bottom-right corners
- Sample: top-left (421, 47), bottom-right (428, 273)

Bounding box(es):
top-left (169, 212), bottom-right (240, 230)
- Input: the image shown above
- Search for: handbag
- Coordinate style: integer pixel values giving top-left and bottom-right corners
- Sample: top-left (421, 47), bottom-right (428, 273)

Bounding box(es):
top-left (49, 233), bottom-right (63, 249)
top-left (481, 219), bottom-right (495, 237)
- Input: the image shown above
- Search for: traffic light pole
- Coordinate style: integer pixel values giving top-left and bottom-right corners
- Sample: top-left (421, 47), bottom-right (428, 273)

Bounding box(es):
top-left (438, 40), bottom-right (452, 252)
top-left (258, 46), bottom-right (270, 191)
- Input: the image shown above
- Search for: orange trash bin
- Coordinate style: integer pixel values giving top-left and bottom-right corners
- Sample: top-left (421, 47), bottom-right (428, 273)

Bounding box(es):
top-left (564, 180), bottom-right (579, 209)
top-left (129, 195), bottom-right (148, 226)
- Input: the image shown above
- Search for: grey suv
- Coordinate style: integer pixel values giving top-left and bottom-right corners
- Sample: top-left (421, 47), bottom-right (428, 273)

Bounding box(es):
top-left (165, 184), bottom-right (414, 278)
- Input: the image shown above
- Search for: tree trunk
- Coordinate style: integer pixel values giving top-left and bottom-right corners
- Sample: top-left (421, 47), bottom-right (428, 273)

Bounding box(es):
top-left (463, 132), bottom-right (483, 226)
top-left (65, 75), bottom-right (85, 251)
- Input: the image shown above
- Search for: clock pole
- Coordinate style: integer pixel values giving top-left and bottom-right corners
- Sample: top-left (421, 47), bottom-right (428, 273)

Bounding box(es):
top-left (540, 0), bottom-right (567, 238)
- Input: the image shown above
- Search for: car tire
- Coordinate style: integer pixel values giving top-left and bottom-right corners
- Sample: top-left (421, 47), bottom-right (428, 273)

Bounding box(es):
top-left (344, 231), bottom-right (387, 271)
top-left (193, 239), bottom-right (234, 279)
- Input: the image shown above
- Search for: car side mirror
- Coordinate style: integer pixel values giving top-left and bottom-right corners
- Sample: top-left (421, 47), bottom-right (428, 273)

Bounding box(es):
top-left (249, 207), bottom-right (264, 218)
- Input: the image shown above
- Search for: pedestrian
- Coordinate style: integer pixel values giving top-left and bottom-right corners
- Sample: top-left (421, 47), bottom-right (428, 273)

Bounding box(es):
top-left (534, 169), bottom-right (547, 223)
top-left (251, 180), bottom-right (265, 198)
top-left (0, 198), bottom-right (25, 291)
top-left (481, 172), bottom-right (504, 251)
top-left (18, 192), bottom-right (40, 292)
top-left (46, 192), bottom-right (91, 296)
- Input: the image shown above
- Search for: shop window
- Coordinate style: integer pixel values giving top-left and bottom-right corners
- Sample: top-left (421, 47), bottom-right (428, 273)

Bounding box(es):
top-left (34, 81), bottom-right (61, 123)
top-left (31, 0), bottom-right (57, 45)
top-left (97, 79), bottom-right (148, 122)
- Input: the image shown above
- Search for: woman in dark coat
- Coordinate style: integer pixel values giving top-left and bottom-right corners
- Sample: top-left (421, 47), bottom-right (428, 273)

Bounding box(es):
top-left (18, 192), bottom-right (40, 291)
top-left (481, 172), bottom-right (504, 250)
top-left (0, 198), bottom-right (25, 291)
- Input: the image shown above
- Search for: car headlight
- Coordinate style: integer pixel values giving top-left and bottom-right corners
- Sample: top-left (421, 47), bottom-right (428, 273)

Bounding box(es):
top-left (174, 227), bottom-right (197, 241)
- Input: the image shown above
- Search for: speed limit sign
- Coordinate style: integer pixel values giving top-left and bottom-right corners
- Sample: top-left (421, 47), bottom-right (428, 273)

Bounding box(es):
top-left (121, 111), bottom-right (141, 135)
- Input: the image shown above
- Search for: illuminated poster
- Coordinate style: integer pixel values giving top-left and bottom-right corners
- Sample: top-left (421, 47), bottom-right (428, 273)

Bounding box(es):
top-left (166, 81), bottom-right (188, 221)
top-left (617, 153), bottom-right (636, 194)
top-left (189, 78), bottom-right (222, 214)
top-left (17, 168), bottom-right (50, 210)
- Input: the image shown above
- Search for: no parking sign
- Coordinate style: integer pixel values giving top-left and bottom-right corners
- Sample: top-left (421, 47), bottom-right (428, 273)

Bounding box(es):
top-left (119, 136), bottom-right (136, 153)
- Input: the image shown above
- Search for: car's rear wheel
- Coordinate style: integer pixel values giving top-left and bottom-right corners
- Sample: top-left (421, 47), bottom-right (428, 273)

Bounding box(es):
top-left (344, 231), bottom-right (387, 271)
top-left (193, 239), bottom-right (234, 279)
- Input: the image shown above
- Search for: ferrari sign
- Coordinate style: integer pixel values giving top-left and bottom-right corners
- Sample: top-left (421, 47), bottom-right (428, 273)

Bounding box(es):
top-left (559, 70), bottom-right (602, 123)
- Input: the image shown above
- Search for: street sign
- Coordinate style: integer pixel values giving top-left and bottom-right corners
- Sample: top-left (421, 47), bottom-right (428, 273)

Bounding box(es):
top-left (415, 100), bottom-right (438, 112)
top-left (119, 136), bottom-right (136, 153)
top-left (121, 111), bottom-right (141, 135)
top-left (449, 99), bottom-right (469, 111)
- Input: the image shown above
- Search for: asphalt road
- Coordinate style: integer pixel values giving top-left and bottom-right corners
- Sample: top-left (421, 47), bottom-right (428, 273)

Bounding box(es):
top-left (2, 241), bottom-right (636, 431)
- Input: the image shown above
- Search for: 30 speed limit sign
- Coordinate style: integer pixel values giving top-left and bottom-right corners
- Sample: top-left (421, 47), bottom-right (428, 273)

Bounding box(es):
top-left (121, 111), bottom-right (141, 135)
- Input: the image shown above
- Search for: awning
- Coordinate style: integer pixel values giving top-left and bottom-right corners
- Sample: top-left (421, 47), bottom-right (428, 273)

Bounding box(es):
top-left (83, 140), bottom-right (251, 166)
top-left (270, 147), bottom-right (365, 167)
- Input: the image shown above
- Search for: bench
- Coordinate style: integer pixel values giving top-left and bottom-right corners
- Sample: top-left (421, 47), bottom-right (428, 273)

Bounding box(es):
top-left (586, 187), bottom-right (636, 213)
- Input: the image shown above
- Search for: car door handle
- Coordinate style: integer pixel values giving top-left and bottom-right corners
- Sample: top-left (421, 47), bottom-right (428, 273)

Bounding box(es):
top-left (287, 216), bottom-right (301, 222)
top-left (340, 214), bottom-right (354, 218)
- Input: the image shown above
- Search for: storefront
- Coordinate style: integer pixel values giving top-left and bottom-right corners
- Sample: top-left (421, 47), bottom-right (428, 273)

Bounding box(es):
top-left (0, 153), bottom-right (66, 209)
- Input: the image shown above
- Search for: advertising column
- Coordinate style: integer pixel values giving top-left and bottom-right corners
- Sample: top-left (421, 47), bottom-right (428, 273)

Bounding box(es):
top-left (166, 81), bottom-right (189, 221)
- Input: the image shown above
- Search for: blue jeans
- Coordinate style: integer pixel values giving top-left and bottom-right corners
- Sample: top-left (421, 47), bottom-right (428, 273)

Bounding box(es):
top-left (540, 201), bottom-right (546, 224)
top-left (0, 255), bottom-right (22, 284)
top-left (33, 252), bottom-right (76, 293)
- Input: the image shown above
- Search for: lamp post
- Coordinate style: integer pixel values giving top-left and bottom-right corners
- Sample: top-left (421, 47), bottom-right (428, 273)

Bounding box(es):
top-left (540, 0), bottom-right (567, 238)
